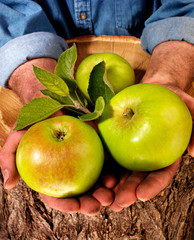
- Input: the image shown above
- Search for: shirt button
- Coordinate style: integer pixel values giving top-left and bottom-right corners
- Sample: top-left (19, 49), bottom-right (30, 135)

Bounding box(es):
top-left (80, 12), bottom-right (87, 20)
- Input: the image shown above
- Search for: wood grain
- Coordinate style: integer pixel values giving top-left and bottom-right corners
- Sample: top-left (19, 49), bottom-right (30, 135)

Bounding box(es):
top-left (0, 86), bottom-right (22, 147)
top-left (67, 35), bottom-right (151, 84)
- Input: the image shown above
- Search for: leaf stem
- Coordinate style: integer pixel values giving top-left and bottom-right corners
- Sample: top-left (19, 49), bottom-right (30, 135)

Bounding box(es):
top-left (67, 94), bottom-right (91, 114)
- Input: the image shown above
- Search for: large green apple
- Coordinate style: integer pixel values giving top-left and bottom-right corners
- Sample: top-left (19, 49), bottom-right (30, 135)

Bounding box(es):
top-left (98, 83), bottom-right (192, 172)
top-left (16, 116), bottom-right (104, 198)
top-left (76, 52), bottom-right (135, 101)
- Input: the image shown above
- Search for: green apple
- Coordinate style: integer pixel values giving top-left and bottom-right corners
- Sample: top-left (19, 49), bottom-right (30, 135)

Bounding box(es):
top-left (76, 52), bottom-right (135, 101)
top-left (98, 83), bottom-right (192, 172)
top-left (16, 116), bottom-right (104, 198)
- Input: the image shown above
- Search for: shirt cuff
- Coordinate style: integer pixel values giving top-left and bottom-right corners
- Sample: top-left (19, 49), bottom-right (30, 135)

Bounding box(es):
top-left (141, 17), bottom-right (194, 54)
top-left (0, 32), bottom-right (68, 86)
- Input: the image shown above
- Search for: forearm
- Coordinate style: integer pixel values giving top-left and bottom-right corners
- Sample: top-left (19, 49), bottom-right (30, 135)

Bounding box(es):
top-left (8, 58), bottom-right (57, 104)
top-left (141, 41), bottom-right (194, 91)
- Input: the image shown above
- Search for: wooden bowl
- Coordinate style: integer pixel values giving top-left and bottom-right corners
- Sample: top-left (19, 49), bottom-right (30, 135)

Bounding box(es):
top-left (67, 35), bottom-right (151, 84)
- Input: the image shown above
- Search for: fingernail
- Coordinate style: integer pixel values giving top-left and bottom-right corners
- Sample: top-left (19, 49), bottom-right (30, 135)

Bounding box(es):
top-left (3, 169), bottom-right (9, 186)
top-left (137, 198), bottom-right (146, 202)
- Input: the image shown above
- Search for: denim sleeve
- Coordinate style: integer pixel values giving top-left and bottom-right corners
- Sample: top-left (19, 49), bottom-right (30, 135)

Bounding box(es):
top-left (0, 32), bottom-right (68, 86)
top-left (0, 1), bottom-right (68, 86)
top-left (0, 0), bottom-right (56, 47)
top-left (141, 0), bottom-right (194, 54)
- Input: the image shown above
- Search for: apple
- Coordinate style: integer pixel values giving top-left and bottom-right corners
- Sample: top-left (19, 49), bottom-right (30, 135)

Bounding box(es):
top-left (16, 116), bottom-right (104, 198)
top-left (98, 83), bottom-right (192, 172)
top-left (76, 52), bottom-right (135, 101)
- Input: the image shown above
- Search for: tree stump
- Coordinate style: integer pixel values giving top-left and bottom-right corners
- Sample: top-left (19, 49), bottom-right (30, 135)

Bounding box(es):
top-left (0, 36), bottom-right (193, 240)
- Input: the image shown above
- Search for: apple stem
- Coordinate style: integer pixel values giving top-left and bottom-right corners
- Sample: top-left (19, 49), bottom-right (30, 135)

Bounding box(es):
top-left (123, 107), bottom-right (134, 119)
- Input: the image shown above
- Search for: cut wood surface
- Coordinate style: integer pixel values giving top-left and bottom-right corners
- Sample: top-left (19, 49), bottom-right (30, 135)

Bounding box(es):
top-left (0, 36), bottom-right (193, 240)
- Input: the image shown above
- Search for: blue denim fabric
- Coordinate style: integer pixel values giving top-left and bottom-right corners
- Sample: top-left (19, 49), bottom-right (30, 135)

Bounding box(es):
top-left (0, 0), bottom-right (193, 85)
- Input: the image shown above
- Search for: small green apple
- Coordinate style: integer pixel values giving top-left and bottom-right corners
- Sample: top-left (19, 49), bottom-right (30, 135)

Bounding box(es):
top-left (76, 52), bottom-right (135, 101)
top-left (16, 116), bottom-right (104, 198)
top-left (98, 83), bottom-right (192, 172)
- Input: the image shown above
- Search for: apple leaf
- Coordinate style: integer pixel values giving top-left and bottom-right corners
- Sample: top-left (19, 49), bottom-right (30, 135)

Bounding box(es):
top-left (54, 44), bottom-right (88, 107)
top-left (14, 44), bottom-right (115, 131)
top-left (33, 66), bottom-right (69, 96)
top-left (72, 87), bottom-right (88, 107)
top-left (14, 97), bottom-right (65, 130)
top-left (41, 89), bottom-right (88, 114)
top-left (41, 89), bottom-right (73, 105)
top-left (88, 61), bottom-right (115, 105)
top-left (79, 96), bottom-right (105, 121)
top-left (55, 43), bottom-right (77, 86)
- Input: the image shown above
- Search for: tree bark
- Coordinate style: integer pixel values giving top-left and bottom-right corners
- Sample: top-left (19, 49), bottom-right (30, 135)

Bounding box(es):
top-left (0, 36), bottom-right (193, 240)
top-left (0, 154), bottom-right (193, 240)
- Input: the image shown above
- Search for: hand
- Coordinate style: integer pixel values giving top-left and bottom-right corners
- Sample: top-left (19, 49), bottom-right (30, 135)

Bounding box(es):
top-left (106, 40), bottom-right (194, 211)
top-left (108, 84), bottom-right (193, 211)
top-left (108, 157), bottom-right (181, 211)
top-left (0, 112), bottom-right (115, 216)
top-left (39, 172), bottom-right (115, 215)
top-left (0, 58), bottom-right (115, 216)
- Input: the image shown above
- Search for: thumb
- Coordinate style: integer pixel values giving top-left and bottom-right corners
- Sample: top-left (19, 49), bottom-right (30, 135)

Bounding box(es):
top-left (0, 123), bottom-right (26, 189)
top-left (172, 89), bottom-right (194, 156)
top-left (179, 91), bottom-right (194, 156)
top-left (187, 131), bottom-right (194, 157)
top-left (177, 89), bottom-right (194, 120)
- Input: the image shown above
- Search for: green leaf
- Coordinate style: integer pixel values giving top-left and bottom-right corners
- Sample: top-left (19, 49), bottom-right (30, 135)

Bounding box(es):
top-left (54, 44), bottom-right (88, 109)
top-left (73, 87), bottom-right (88, 107)
top-left (41, 89), bottom-right (73, 105)
top-left (55, 43), bottom-right (77, 84)
top-left (88, 61), bottom-right (115, 105)
top-left (79, 96), bottom-right (105, 121)
top-left (41, 89), bottom-right (87, 115)
top-left (55, 44), bottom-right (79, 97)
top-left (14, 97), bottom-right (64, 130)
top-left (33, 66), bottom-right (69, 96)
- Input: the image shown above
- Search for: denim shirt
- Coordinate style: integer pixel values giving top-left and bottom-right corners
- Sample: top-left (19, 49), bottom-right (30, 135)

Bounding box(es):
top-left (0, 0), bottom-right (194, 85)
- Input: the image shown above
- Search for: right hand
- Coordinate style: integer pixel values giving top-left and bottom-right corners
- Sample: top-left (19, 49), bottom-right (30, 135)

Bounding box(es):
top-left (0, 58), bottom-right (115, 215)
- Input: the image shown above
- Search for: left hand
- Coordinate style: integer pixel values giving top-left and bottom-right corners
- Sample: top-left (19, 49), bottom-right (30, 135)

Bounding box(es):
top-left (107, 40), bottom-right (194, 211)
top-left (106, 83), bottom-right (193, 211)
top-left (109, 157), bottom-right (181, 211)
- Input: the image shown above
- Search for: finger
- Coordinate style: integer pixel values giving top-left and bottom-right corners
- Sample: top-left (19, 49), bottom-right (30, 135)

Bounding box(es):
top-left (92, 186), bottom-right (114, 206)
top-left (108, 172), bottom-right (131, 212)
top-left (0, 151), bottom-right (20, 189)
top-left (39, 194), bottom-right (80, 214)
top-left (101, 154), bottom-right (125, 189)
top-left (136, 157), bottom-right (181, 201)
top-left (79, 195), bottom-right (101, 216)
top-left (169, 90), bottom-right (194, 156)
top-left (177, 90), bottom-right (194, 120)
top-left (108, 183), bottom-right (124, 212)
top-left (0, 126), bottom-right (26, 189)
top-left (115, 172), bottom-right (147, 208)
top-left (101, 172), bottom-right (117, 189)
top-left (187, 130), bottom-right (194, 157)
top-left (176, 91), bottom-right (194, 156)
top-left (109, 201), bottom-right (124, 212)
top-left (2, 125), bottom-right (26, 153)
